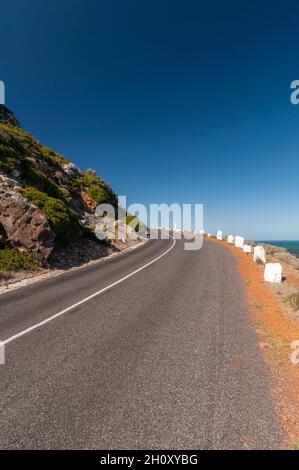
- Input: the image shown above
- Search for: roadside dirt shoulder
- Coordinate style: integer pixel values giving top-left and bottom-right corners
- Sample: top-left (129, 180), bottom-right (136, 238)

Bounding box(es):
top-left (0, 238), bottom-right (147, 296)
top-left (210, 238), bottom-right (299, 449)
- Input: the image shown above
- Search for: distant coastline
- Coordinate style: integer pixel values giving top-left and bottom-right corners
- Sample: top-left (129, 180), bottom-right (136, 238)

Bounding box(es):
top-left (257, 241), bottom-right (299, 258)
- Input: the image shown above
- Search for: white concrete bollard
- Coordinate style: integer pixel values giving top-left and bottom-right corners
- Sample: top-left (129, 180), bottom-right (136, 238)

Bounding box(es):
top-left (253, 246), bottom-right (266, 264)
top-left (243, 244), bottom-right (252, 253)
top-left (217, 230), bottom-right (223, 240)
top-left (227, 235), bottom-right (234, 244)
top-left (235, 236), bottom-right (244, 249)
top-left (264, 263), bottom-right (282, 283)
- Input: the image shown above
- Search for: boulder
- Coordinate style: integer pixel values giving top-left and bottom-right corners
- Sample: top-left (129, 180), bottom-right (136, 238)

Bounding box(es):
top-left (235, 236), bottom-right (244, 249)
top-left (80, 191), bottom-right (97, 211)
top-left (264, 263), bottom-right (282, 283)
top-left (0, 173), bottom-right (18, 188)
top-left (243, 244), bottom-right (252, 253)
top-left (227, 235), bottom-right (234, 244)
top-left (253, 246), bottom-right (266, 264)
top-left (217, 230), bottom-right (223, 240)
top-left (11, 168), bottom-right (21, 179)
top-left (62, 163), bottom-right (82, 178)
top-left (0, 184), bottom-right (55, 260)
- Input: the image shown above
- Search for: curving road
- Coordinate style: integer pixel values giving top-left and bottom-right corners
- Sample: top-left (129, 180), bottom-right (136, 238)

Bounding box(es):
top-left (0, 237), bottom-right (282, 449)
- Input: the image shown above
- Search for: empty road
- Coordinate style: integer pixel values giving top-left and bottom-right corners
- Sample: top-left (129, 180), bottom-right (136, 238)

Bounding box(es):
top-left (0, 237), bottom-right (282, 449)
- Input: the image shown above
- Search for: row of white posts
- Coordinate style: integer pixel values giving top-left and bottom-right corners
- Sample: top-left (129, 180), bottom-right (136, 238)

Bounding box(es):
top-left (210, 230), bottom-right (283, 283)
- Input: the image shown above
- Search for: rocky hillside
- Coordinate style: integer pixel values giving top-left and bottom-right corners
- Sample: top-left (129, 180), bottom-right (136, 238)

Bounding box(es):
top-left (0, 105), bottom-right (119, 264)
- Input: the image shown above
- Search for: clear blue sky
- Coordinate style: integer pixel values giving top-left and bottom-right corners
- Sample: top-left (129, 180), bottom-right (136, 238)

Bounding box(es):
top-left (1, 0), bottom-right (299, 239)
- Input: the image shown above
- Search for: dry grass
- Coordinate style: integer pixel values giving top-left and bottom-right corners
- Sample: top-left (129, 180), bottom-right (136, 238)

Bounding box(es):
top-left (286, 291), bottom-right (299, 311)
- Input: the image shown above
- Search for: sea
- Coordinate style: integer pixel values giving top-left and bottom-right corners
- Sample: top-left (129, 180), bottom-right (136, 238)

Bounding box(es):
top-left (257, 241), bottom-right (299, 258)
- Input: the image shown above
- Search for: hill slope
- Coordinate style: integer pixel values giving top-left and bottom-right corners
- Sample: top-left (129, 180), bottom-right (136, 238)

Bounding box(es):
top-left (0, 105), bottom-right (121, 271)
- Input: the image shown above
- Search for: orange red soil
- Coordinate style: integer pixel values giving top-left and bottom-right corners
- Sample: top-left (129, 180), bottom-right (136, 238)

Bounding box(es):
top-left (211, 238), bottom-right (299, 448)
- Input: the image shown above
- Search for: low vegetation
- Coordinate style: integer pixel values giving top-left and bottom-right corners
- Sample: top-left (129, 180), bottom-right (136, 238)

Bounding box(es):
top-left (0, 107), bottom-right (134, 279)
top-left (21, 160), bottom-right (66, 201)
top-left (0, 121), bottom-right (118, 249)
top-left (19, 187), bottom-right (80, 246)
top-left (87, 184), bottom-right (106, 204)
top-left (126, 214), bottom-right (146, 233)
top-left (73, 170), bottom-right (117, 207)
top-left (286, 291), bottom-right (299, 311)
top-left (0, 248), bottom-right (38, 274)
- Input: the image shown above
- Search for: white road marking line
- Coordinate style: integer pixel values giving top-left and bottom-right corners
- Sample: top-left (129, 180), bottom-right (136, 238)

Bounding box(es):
top-left (2, 237), bottom-right (176, 346)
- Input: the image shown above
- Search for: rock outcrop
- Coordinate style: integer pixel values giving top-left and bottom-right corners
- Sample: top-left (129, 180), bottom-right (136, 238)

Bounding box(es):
top-left (0, 175), bottom-right (55, 260)
top-left (81, 191), bottom-right (97, 211)
top-left (0, 105), bottom-right (142, 264)
top-left (62, 162), bottom-right (82, 178)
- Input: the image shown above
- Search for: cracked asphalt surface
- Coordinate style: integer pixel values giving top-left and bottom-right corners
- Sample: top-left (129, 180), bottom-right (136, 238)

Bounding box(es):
top-left (0, 238), bottom-right (282, 449)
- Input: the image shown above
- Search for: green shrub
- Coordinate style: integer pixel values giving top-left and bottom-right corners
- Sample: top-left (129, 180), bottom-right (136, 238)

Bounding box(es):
top-left (73, 171), bottom-right (117, 208)
top-left (76, 171), bottom-right (109, 191)
top-left (0, 125), bottom-right (69, 169)
top-left (41, 146), bottom-right (69, 167)
top-left (0, 158), bottom-right (16, 172)
top-left (0, 125), bottom-right (69, 201)
top-left (0, 124), bottom-right (40, 157)
top-left (21, 160), bottom-right (65, 201)
top-left (255, 257), bottom-right (264, 265)
top-left (74, 172), bottom-right (102, 190)
top-left (0, 248), bottom-right (38, 273)
top-left (0, 143), bottom-right (19, 171)
top-left (87, 184), bottom-right (106, 204)
top-left (126, 215), bottom-right (136, 225)
top-left (20, 187), bottom-right (80, 246)
top-left (126, 214), bottom-right (146, 233)
top-left (0, 143), bottom-right (18, 159)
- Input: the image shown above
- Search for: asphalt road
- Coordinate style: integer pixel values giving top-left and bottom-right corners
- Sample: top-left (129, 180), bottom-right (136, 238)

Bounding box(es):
top-left (0, 237), bottom-right (282, 449)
